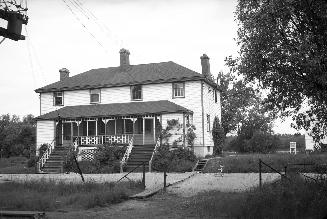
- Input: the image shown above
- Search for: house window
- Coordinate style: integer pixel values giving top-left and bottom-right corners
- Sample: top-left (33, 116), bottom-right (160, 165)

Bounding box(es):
top-left (131, 85), bottom-right (142, 100)
top-left (207, 114), bottom-right (210, 132)
top-left (172, 82), bottom-right (185, 98)
top-left (53, 92), bottom-right (63, 106)
top-left (90, 89), bottom-right (101, 103)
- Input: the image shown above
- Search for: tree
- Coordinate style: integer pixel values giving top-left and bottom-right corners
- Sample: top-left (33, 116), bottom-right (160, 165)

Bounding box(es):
top-left (230, 0), bottom-right (327, 142)
top-left (212, 116), bottom-right (224, 155)
top-left (218, 71), bottom-right (258, 136)
top-left (229, 104), bottom-right (278, 153)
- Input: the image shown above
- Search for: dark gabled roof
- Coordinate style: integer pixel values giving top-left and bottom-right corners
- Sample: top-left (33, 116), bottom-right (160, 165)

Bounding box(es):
top-left (36, 100), bottom-right (192, 120)
top-left (35, 61), bottom-right (209, 93)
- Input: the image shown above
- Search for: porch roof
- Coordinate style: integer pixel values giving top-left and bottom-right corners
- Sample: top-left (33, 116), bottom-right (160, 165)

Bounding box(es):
top-left (36, 100), bottom-right (192, 120)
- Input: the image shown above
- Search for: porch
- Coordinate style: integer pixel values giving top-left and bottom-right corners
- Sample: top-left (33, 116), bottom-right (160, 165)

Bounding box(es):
top-left (57, 116), bottom-right (161, 147)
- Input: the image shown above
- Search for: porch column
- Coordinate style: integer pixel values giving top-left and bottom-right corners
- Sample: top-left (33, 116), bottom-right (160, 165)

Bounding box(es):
top-left (95, 119), bottom-right (98, 144)
top-left (86, 120), bottom-right (89, 136)
top-left (132, 118), bottom-right (136, 135)
top-left (61, 123), bottom-right (64, 145)
top-left (70, 122), bottom-right (73, 142)
top-left (143, 117), bottom-right (145, 145)
top-left (153, 117), bottom-right (156, 143)
top-left (183, 113), bottom-right (186, 147)
top-left (123, 119), bottom-right (126, 134)
top-left (95, 119), bottom-right (98, 136)
top-left (114, 119), bottom-right (117, 135)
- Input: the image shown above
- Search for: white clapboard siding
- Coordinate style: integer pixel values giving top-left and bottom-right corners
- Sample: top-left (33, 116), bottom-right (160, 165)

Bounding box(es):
top-left (39, 80), bottom-right (222, 156)
top-left (36, 120), bottom-right (55, 154)
top-left (202, 82), bottom-right (221, 156)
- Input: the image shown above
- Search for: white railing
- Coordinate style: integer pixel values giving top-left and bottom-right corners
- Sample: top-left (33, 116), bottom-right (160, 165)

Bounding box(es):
top-left (120, 136), bottom-right (134, 173)
top-left (149, 137), bottom-right (160, 172)
top-left (74, 134), bottom-right (134, 145)
top-left (36, 141), bottom-right (55, 173)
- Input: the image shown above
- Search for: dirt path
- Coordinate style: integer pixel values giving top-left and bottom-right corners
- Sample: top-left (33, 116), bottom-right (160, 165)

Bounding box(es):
top-left (46, 173), bottom-right (279, 218)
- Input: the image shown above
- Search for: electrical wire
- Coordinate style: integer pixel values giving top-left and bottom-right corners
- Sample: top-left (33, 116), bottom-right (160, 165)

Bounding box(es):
top-left (61, 0), bottom-right (108, 53)
top-left (70, 0), bottom-right (124, 49)
top-left (0, 37), bottom-right (6, 44)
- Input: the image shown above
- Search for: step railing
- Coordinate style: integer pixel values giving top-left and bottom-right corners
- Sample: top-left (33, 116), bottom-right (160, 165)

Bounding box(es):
top-left (120, 136), bottom-right (134, 173)
top-left (149, 137), bottom-right (160, 172)
top-left (36, 139), bottom-right (56, 173)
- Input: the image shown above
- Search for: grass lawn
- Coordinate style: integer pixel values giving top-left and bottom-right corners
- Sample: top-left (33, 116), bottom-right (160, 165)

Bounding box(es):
top-left (187, 174), bottom-right (327, 218)
top-left (204, 153), bottom-right (327, 173)
top-left (47, 174), bottom-right (327, 219)
top-left (0, 179), bottom-right (143, 211)
top-left (0, 156), bottom-right (35, 174)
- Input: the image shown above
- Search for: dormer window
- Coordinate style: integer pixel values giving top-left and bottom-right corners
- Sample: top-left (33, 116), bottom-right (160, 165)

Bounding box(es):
top-left (90, 89), bottom-right (101, 103)
top-left (131, 85), bottom-right (142, 100)
top-left (53, 92), bottom-right (63, 106)
top-left (172, 82), bottom-right (185, 98)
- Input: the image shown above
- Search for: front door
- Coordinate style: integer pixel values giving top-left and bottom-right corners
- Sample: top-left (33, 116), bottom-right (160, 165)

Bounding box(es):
top-left (62, 123), bottom-right (72, 147)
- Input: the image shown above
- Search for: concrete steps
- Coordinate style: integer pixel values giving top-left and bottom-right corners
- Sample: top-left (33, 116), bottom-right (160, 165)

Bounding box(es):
top-left (126, 144), bottom-right (156, 172)
top-left (41, 147), bottom-right (70, 173)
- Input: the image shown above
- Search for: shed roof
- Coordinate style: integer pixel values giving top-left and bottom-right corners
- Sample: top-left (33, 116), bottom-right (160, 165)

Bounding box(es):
top-left (36, 100), bottom-right (192, 120)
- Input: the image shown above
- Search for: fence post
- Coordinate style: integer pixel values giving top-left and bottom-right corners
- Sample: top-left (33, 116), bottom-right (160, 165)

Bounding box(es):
top-left (259, 159), bottom-right (262, 190)
top-left (164, 170), bottom-right (167, 190)
top-left (142, 162), bottom-right (146, 189)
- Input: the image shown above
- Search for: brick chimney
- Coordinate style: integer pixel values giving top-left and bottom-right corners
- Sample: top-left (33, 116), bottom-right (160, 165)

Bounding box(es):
top-left (119, 48), bottom-right (130, 71)
top-left (59, 68), bottom-right (69, 81)
top-left (200, 54), bottom-right (213, 81)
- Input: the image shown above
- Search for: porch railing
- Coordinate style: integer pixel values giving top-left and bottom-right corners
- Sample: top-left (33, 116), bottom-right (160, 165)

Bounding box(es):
top-left (149, 137), bottom-right (160, 172)
top-left (120, 136), bottom-right (134, 173)
top-left (73, 134), bottom-right (134, 145)
top-left (36, 139), bottom-right (55, 173)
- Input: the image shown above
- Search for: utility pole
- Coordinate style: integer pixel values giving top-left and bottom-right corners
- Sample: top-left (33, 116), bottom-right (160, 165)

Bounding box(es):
top-left (0, 0), bottom-right (28, 41)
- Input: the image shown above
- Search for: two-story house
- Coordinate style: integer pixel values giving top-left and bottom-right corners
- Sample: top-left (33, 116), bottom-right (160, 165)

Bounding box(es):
top-left (35, 49), bottom-right (221, 172)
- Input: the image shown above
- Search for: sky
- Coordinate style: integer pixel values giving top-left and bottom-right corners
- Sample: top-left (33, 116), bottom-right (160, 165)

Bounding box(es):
top-left (0, 0), bottom-right (300, 134)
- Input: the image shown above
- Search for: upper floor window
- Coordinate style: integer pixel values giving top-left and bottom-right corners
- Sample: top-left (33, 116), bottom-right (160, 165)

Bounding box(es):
top-left (131, 85), bottom-right (142, 100)
top-left (53, 92), bottom-right (63, 106)
top-left (172, 82), bottom-right (185, 98)
top-left (90, 89), bottom-right (101, 103)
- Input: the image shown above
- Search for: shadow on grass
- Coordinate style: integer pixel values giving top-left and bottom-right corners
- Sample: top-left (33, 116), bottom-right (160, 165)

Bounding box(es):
top-left (0, 179), bottom-right (143, 211)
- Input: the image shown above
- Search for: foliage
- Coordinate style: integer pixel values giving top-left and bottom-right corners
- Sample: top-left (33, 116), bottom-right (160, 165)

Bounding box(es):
top-left (93, 143), bottom-right (126, 167)
top-left (0, 114), bottom-right (36, 158)
top-left (151, 145), bottom-right (197, 172)
top-left (160, 119), bottom-right (196, 149)
top-left (218, 72), bottom-right (258, 136)
top-left (203, 153), bottom-right (327, 173)
top-left (212, 116), bottom-right (224, 155)
top-left (64, 143), bottom-right (127, 173)
top-left (0, 157), bottom-right (35, 174)
top-left (229, 0), bottom-right (327, 142)
top-left (189, 175), bottom-right (327, 219)
top-left (186, 124), bottom-right (196, 148)
top-left (0, 179), bottom-right (143, 211)
top-left (38, 143), bottom-right (49, 158)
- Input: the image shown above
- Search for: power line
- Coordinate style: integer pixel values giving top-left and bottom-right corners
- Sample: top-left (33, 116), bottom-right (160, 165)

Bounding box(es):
top-left (70, 0), bottom-right (124, 49)
top-left (62, 0), bottom-right (109, 53)
top-left (0, 37), bottom-right (6, 44)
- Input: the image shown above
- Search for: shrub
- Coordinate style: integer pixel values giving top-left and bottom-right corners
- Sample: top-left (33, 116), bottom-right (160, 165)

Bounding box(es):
top-left (93, 143), bottom-right (126, 167)
top-left (38, 143), bottom-right (49, 157)
top-left (230, 132), bottom-right (280, 153)
top-left (27, 156), bottom-right (38, 168)
top-left (64, 143), bottom-right (127, 174)
top-left (212, 116), bottom-right (224, 155)
top-left (151, 145), bottom-right (197, 172)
